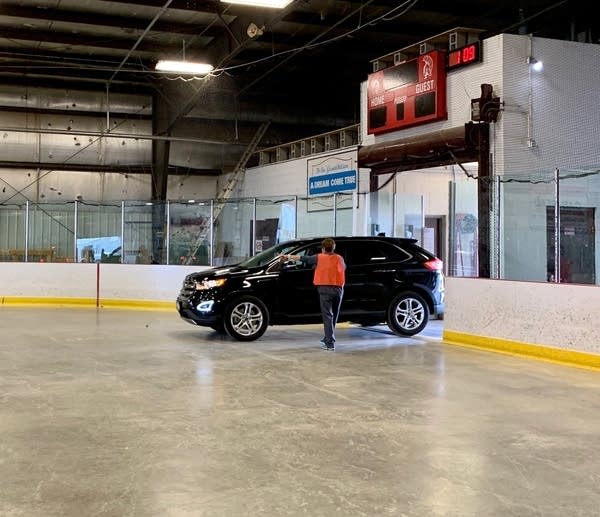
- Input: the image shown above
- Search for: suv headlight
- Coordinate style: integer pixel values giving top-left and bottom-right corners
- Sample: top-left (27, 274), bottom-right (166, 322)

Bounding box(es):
top-left (195, 278), bottom-right (227, 290)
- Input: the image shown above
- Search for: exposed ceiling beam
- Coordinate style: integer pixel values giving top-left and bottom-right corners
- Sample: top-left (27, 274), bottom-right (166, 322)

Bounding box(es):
top-left (0, 160), bottom-right (219, 175)
top-left (97, 0), bottom-right (218, 12)
top-left (0, 4), bottom-right (222, 36)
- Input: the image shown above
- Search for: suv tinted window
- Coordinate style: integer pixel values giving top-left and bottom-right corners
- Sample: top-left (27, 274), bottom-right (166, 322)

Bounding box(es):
top-left (290, 243), bottom-right (321, 259)
top-left (339, 240), bottom-right (410, 266)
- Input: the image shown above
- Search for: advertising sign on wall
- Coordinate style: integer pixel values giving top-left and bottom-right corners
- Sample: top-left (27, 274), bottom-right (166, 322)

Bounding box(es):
top-left (307, 152), bottom-right (357, 212)
top-left (307, 152), bottom-right (357, 197)
top-left (367, 50), bottom-right (447, 135)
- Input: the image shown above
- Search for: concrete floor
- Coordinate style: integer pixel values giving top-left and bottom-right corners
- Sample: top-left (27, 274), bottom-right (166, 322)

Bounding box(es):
top-left (1, 307), bottom-right (600, 517)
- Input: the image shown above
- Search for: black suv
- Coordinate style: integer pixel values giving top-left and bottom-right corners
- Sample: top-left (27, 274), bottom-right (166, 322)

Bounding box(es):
top-left (176, 236), bottom-right (444, 341)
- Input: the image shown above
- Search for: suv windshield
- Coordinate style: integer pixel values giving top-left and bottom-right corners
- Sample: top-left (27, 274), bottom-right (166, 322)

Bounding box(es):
top-left (239, 242), bottom-right (303, 268)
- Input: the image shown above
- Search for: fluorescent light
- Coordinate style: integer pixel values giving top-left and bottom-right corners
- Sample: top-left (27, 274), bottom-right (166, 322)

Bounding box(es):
top-left (221, 0), bottom-right (293, 7)
top-left (155, 60), bottom-right (214, 75)
top-left (527, 56), bottom-right (543, 72)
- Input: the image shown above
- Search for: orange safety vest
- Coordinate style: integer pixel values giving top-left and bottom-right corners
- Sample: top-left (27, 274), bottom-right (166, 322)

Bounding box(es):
top-left (313, 253), bottom-right (345, 287)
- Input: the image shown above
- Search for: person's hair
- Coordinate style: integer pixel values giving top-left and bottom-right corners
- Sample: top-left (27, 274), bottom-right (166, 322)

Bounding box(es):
top-left (321, 237), bottom-right (335, 253)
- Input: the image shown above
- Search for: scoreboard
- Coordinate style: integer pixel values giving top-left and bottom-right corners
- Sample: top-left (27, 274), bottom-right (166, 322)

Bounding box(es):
top-left (367, 50), bottom-right (447, 135)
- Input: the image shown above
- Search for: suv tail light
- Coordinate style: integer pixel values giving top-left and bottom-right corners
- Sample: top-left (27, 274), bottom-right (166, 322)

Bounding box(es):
top-left (424, 258), bottom-right (443, 271)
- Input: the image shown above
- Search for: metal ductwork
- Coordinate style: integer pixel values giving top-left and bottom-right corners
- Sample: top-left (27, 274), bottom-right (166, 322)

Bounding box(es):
top-left (357, 125), bottom-right (474, 174)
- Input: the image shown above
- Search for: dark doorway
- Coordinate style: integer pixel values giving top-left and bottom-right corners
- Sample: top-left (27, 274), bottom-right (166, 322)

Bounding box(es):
top-left (251, 218), bottom-right (279, 255)
top-left (424, 215), bottom-right (445, 266)
top-left (546, 206), bottom-right (595, 284)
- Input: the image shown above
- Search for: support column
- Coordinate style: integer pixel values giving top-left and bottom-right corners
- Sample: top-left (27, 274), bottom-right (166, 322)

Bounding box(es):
top-left (151, 93), bottom-right (171, 263)
top-left (476, 123), bottom-right (491, 278)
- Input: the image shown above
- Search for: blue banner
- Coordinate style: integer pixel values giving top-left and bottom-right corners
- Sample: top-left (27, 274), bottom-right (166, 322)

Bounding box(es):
top-left (308, 170), bottom-right (357, 195)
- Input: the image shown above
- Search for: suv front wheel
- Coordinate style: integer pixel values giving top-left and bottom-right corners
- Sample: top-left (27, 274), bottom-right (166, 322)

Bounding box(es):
top-left (224, 295), bottom-right (269, 341)
top-left (387, 291), bottom-right (429, 336)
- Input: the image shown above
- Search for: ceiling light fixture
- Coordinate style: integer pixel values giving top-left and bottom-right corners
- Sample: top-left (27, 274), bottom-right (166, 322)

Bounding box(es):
top-left (221, 0), bottom-right (293, 8)
top-left (155, 60), bottom-right (214, 75)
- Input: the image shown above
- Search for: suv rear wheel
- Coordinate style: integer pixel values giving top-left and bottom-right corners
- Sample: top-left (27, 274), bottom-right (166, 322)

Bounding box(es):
top-left (224, 296), bottom-right (269, 341)
top-left (387, 291), bottom-right (429, 336)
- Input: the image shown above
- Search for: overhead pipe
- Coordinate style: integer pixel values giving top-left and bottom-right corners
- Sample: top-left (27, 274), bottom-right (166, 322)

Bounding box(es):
top-left (358, 126), bottom-right (467, 169)
top-left (0, 125), bottom-right (234, 145)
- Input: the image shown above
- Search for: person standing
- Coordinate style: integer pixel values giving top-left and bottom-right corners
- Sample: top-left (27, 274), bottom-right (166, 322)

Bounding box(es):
top-left (281, 237), bottom-right (346, 351)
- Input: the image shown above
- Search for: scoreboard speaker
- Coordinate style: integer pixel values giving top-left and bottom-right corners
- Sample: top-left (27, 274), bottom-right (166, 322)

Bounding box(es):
top-left (465, 121), bottom-right (489, 148)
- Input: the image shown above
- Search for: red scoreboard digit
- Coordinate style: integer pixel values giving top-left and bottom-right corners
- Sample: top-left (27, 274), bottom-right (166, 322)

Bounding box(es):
top-left (367, 50), bottom-right (447, 135)
top-left (447, 41), bottom-right (481, 71)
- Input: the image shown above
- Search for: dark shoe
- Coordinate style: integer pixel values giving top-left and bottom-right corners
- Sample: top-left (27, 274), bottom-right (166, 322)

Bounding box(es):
top-left (320, 342), bottom-right (335, 351)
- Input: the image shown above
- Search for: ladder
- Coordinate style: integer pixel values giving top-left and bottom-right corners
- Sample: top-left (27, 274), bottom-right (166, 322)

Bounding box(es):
top-left (185, 121), bottom-right (270, 265)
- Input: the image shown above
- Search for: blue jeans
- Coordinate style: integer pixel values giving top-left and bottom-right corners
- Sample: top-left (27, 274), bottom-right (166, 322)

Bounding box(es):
top-left (318, 286), bottom-right (343, 346)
